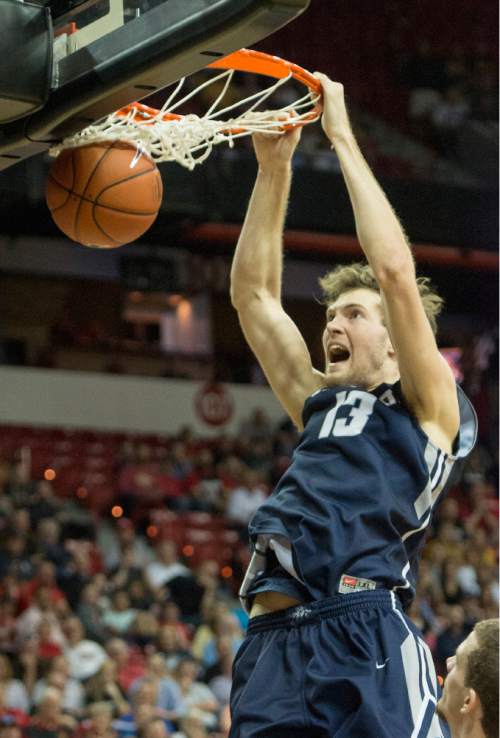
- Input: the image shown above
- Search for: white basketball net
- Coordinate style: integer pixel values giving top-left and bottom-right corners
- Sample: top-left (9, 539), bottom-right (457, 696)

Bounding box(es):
top-left (49, 69), bottom-right (320, 170)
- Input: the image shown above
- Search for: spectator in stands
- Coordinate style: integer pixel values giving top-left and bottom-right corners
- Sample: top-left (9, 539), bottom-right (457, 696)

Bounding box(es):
top-left (5, 456), bottom-right (34, 502)
top-left (34, 519), bottom-right (68, 572)
top-left (178, 480), bottom-right (219, 515)
top-left (18, 561), bottom-right (66, 613)
top-left (26, 686), bottom-right (77, 738)
top-left (63, 616), bottom-right (107, 681)
top-left (105, 639), bottom-right (146, 693)
top-left (99, 519), bottom-right (153, 572)
top-left (32, 655), bottom-right (85, 716)
top-left (179, 714), bottom-right (208, 738)
top-left (0, 535), bottom-right (33, 582)
top-left (169, 442), bottom-right (193, 483)
top-left (112, 679), bottom-right (170, 738)
top-left (173, 658), bottom-right (218, 730)
top-left (0, 682), bottom-right (28, 730)
top-left (139, 717), bottom-right (171, 738)
top-left (34, 618), bottom-right (63, 661)
top-left (456, 550), bottom-right (482, 599)
top-left (239, 408), bottom-right (273, 446)
top-left (153, 462), bottom-right (183, 510)
top-left (156, 625), bottom-right (192, 673)
top-left (207, 651), bottom-right (232, 709)
top-left (0, 600), bottom-right (16, 654)
top-left (16, 586), bottom-right (66, 649)
top-left (199, 611), bottom-right (242, 670)
top-left (429, 520), bottom-right (464, 562)
top-left (0, 722), bottom-right (23, 738)
top-left (145, 542), bottom-right (190, 593)
top-left (218, 704), bottom-right (231, 738)
top-left (202, 635), bottom-right (232, 683)
top-left (436, 605), bottom-right (472, 676)
top-left (226, 468), bottom-right (267, 529)
top-left (59, 544), bottom-right (96, 611)
top-left (441, 559), bottom-right (465, 606)
top-left (186, 449), bottom-right (216, 491)
top-left (128, 654), bottom-right (184, 727)
top-left (463, 480), bottom-right (499, 539)
top-left (167, 560), bottom-right (224, 625)
top-left (128, 611), bottom-right (160, 651)
top-left (77, 581), bottom-right (109, 644)
top-left (101, 591), bottom-right (137, 637)
top-left (0, 655), bottom-right (29, 714)
top-left (158, 601), bottom-right (191, 644)
top-left (240, 439), bottom-right (272, 476)
top-left (214, 456), bottom-right (243, 495)
top-left (436, 619), bottom-right (499, 738)
top-left (117, 445), bottom-right (160, 515)
top-left (10, 510), bottom-right (31, 543)
top-left (85, 660), bottom-right (130, 717)
top-left (81, 701), bottom-right (116, 738)
top-left (191, 602), bottom-right (236, 666)
top-left (127, 577), bottom-right (151, 612)
top-left (28, 481), bottom-right (63, 527)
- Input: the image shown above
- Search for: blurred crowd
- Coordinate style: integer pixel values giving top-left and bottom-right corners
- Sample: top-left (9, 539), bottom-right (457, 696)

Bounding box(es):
top-left (0, 404), bottom-right (497, 738)
top-left (398, 40), bottom-right (498, 156)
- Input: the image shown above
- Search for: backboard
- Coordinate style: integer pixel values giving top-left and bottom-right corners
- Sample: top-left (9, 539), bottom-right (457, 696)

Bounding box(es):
top-left (0, 0), bottom-right (310, 172)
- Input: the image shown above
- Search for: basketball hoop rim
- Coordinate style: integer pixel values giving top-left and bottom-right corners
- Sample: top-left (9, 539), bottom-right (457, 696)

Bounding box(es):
top-left (117, 49), bottom-right (322, 129)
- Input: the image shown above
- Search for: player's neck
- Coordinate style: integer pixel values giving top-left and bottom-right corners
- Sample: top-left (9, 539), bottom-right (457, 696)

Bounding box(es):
top-left (453, 718), bottom-right (485, 738)
top-left (367, 370), bottom-right (400, 392)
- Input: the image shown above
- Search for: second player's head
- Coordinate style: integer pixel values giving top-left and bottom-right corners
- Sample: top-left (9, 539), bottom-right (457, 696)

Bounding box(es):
top-left (319, 262), bottom-right (443, 390)
top-left (436, 618), bottom-right (499, 738)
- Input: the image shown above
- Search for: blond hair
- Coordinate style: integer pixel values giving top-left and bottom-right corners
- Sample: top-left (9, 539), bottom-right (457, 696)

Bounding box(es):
top-left (318, 262), bottom-right (444, 335)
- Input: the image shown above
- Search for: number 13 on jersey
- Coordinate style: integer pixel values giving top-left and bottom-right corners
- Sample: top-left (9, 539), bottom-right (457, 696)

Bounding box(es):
top-left (319, 390), bottom-right (377, 438)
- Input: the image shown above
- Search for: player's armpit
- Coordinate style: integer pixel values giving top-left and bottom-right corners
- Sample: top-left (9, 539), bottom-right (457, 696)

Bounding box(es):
top-left (379, 275), bottom-right (459, 450)
top-left (235, 290), bottom-right (323, 429)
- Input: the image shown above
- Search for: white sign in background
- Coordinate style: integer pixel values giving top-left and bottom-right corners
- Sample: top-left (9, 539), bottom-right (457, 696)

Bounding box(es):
top-left (0, 366), bottom-right (285, 436)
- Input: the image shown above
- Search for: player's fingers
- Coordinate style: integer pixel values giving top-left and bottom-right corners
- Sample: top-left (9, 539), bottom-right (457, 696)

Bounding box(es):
top-left (313, 72), bottom-right (344, 98)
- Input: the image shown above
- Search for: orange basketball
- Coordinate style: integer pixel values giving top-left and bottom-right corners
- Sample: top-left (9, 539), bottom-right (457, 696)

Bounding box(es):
top-left (45, 142), bottom-right (163, 248)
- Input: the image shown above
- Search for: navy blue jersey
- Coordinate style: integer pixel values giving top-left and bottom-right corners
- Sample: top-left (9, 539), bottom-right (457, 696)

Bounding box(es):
top-left (247, 382), bottom-right (477, 609)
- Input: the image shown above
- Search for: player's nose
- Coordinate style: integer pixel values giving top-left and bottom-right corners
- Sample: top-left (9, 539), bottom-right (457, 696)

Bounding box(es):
top-left (326, 315), bottom-right (345, 333)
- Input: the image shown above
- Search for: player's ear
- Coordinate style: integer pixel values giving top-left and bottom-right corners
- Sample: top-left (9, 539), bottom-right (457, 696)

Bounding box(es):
top-left (460, 687), bottom-right (480, 716)
top-left (385, 334), bottom-right (396, 359)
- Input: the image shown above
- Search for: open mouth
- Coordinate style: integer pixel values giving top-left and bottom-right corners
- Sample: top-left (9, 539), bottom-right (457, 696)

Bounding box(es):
top-left (328, 344), bottom-right (351, 366)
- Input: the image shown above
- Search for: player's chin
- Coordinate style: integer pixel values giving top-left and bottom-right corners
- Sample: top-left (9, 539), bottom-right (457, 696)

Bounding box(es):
top-left (323, 366), bottom-right (348, 386)
top-left (435, 698), bottom-right (447, 722)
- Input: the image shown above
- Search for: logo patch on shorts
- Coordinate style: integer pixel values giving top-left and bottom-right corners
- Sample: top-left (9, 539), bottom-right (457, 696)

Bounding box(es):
top-left (338, 574), bottom-right (377, 594)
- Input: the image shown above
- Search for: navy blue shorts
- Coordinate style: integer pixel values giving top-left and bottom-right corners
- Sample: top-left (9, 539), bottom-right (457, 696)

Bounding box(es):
top-left (230, 590), bottom-right (450, 738)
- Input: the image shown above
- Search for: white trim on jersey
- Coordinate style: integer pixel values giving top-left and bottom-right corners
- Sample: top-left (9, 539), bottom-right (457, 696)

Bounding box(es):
top-left (414, 442), bottom-right (449, 520)
top-left (399, 441), bottom-right (455, 593)
top-left (390, 593), bottom-right (445, 738)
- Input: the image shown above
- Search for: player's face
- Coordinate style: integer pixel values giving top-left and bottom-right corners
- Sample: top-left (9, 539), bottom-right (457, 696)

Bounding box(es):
top-left (436, 631), bottom-right (478, 729)
top-left (322, 288), bottom-right (396, 389)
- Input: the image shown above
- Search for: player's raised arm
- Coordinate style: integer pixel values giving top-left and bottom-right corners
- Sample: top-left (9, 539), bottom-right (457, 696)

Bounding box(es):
top-left (230, 124), bottom-right (323, 429)
top-left (314, 73), bottom-right (459, 450)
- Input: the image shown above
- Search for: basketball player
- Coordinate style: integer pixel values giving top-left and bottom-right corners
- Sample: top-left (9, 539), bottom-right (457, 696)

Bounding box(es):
top-left (436, 619), bottom-right (499, 738)
top-left (228, 74), bottom-right (477, 737)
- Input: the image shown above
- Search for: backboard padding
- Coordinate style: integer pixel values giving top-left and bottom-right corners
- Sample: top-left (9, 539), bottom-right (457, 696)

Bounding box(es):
top-left (0, 0), bottom-right (310, 171)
